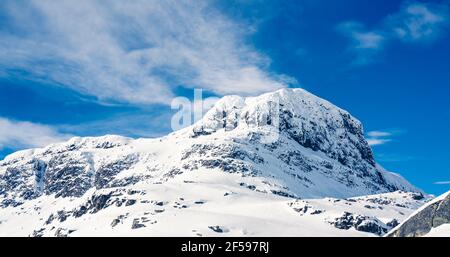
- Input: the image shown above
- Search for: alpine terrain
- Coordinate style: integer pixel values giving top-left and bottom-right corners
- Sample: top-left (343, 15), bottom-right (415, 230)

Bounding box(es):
top-left (0, 88), bottom-right (444, 237)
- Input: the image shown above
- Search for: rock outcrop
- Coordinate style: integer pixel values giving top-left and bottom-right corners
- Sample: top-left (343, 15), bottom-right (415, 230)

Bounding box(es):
top-left (387, 191), bottom-right (450, 237)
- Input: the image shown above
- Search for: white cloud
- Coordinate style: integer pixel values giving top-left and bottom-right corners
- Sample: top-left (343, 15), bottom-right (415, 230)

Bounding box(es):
top-left (367, 138), bottom-right (392, 146)
top-left (338, 22), bottom-right (385, 50)
top-left (434, 181), bottom-right (450, 185)
top-left (338, 1), bottom-right (449, 66)
top-left (366, 130), bottom-right (399, 146)
top-left (0, 96), bottom-right (219, 152)
top-left (0, 0), bottom-right (294, 105)
top-left (354, 32), bottom-right (385, 49)
top-left (0, 117), bottom-right (72, 150)
top-left (337, 22), bottom-right (385, 65)
top-left (387, 2), bottom-right (449, 43)
top-left (59, 113), bottom-right (173, 139)
top-left (367, 131), bottom-right (392, 137)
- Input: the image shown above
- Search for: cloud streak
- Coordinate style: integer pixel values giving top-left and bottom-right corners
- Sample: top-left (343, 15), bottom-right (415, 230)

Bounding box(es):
top-left (0, 117), bottom-right (72, 151)
top-left (337, 22), bottom-right (385, 65)
top-left (338, 1), bottom-right (449, 66)
top-left (434, 181), bottom-right (450, 185)
top-left (367, 131), bottom-right (392, 137)
top-left (0, 0), bottom-right (294, 105)
top-left (366, 129), bottom-right (403, 146)
top-left (367, 138), bottom-right (392, 146)
top-left (387, 2), bottom-right (449, 43)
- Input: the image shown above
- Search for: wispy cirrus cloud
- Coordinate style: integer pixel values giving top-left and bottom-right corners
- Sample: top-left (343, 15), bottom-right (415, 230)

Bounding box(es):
top-left (433, 181), bottom-right (450, 185)
top-left (367, 130), bottom-right (392, 146)
top-left (0, 0), bottom-right (295, 106)
top-left (367, 138), bottom-right (392, 146)
top-left (58, 95), bottom-right (220, 139)
top-left (366, 129), bottom-right (405, 146)
top-left (386, 2), bottom-right (449, 43)
top-left (0, 117), bottom-right (72, 150)
top-left (338, 1), bottom-right (449, 66)
top-left (367, 131), bottom-right (393, 137)
top-left (337, 21), bottom-right (385, 65)
top-left (0, 111), bottom-right (178, 154)
top-left (337, 22), bottom-right (386, 65)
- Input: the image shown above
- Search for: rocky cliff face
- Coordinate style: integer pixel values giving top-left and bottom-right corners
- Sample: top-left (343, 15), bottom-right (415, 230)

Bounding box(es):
top-left (387, 191), bottom-right (450, 237)
top-left (194, 88), bottom-right (375, 168)
top-left (190, 88), bottom-right (415, 196)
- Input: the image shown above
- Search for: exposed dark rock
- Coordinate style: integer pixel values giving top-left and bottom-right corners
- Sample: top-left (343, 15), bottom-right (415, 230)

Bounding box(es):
top-left (271, 190), bottom-right (296, 198)
top-left (208, 226), bottom-right (228, 233)
top-left (411, 192), bottom-right (425, 200)
top-left (387, 219), bottom-right (400, 228)
top-left (44, 155), bottom-right (93, 198)
top-left (32, 228), bottom-right (45, 237)
top-left (125, 199), bottom-right (136, 206)
top-left (57, 210), bottom-right (69, 222)
top-left (311, 210), bottom-right (324, 215)
top-left (131, 218), bottom-right (146, 229)
top-left (90, 193), bottom-right (112, 213)
top-left (278, 151), bottom-right (313, 173)
top-left (45, 214), bottom-right (55, 225)
top-left (332, 212), bottom-right (354, 230)
top-left (71, 192), bottom-right (113, 219)
top-left (239, 183), bottom-right (256, 191)
top-left (1, 198), bottom-right (23, 208)
top-left (330, 212), bottom-right (388, 236)
top-left (0, 159), bottom-right (46, 206)
top-left (111, 219), bottom-right (120, 228)
top-left (54, 228), bottom-right (75, 237)
top-left (155, 201), bottom-right (165, 206)
top-left (73, 206), bottom-right (88, 218)
top-left (95, 155), bottom-right (138, 189)
top-left (111, 214), bottom-right (127, 228)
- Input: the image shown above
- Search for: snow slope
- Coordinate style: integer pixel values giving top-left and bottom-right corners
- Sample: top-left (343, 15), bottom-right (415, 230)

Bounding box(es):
top-left (0, 88), bottom-right (426, 236)
top-left (425, 224), bottom-right (450, 237)
top-left (0, 173), bottom-right (428, 237)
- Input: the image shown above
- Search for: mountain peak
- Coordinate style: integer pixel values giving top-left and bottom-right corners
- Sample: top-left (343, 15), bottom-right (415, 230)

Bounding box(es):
top-left (192, 87), bottom-right (375, 168)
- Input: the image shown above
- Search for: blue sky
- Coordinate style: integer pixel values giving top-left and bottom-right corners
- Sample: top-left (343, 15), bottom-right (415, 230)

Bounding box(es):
top-left (0, 0), bottom-right (449, 195)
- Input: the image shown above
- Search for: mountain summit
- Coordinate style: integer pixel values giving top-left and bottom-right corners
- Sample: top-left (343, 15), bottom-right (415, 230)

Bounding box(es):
top-left (0, 88), bottom-right (423, 236)
top-left (186, 88), bottom-right (418, 197)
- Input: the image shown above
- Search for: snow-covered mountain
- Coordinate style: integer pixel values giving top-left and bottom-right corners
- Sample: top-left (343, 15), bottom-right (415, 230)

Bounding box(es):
top-left (0, 88), bottom-right (429, 236)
